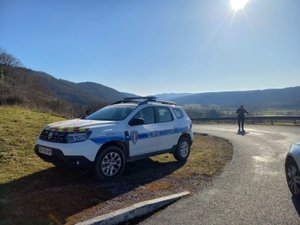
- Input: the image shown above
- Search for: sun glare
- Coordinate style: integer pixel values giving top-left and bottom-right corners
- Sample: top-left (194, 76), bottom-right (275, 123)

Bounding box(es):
top-left (230, 0), bottom-right (249, 11)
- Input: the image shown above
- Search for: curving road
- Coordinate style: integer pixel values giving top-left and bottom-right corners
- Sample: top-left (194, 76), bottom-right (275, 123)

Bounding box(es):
top-left (141, 125), bottom-right (300, 225)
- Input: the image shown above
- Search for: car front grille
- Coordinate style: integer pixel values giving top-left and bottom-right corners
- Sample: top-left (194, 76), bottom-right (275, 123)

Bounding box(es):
top-left (39, 129), bottom-right (67, 143)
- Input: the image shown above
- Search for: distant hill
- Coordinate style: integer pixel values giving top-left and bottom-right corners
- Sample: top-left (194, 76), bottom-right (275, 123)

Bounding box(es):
top-left (171, 87), bottom-right (300, 110)
top-left (0, 67), bottom-right (126, 115)
top-left (77, 82), bottom-right (125, 103)
top-left (1, 65), bottom-right (299, 117)
top-left (121, 92), bottom-right (140, 98)
top-left (155, 93), bottom-right (192, 101)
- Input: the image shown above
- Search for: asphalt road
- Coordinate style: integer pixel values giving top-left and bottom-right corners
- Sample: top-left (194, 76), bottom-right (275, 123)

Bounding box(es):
top-left (141, 125), bottom-right (300, 225)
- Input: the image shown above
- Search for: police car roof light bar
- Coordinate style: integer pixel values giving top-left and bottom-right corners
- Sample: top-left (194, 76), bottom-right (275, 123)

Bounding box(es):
top-left (112, 96), bottom-right (155, 105)
top-left (125, 96), bottom-right (157, 101)
top-left (113, 96), bottom-right (176, 105)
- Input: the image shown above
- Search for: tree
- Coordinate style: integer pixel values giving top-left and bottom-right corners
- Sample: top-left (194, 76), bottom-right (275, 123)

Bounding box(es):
top-left (0, 49), bottom-right (22, 104)
top-left (0, 49), bottom-right (22, 76)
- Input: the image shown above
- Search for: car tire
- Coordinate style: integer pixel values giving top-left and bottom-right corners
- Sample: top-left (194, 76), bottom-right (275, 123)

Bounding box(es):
top-left (173, 137), bottom-right (190, 161)
top-left (94, 146), bottom-right (125, 181)
top-left (286, 157), bottom-right (300, 197)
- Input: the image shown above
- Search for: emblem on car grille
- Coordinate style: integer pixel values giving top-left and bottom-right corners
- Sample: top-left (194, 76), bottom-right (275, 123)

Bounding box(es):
top-left (48, 131), bottom-right (54, 140)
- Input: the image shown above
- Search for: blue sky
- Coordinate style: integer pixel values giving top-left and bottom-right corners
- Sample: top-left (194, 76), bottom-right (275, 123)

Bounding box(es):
top-left (1, 0), bottom-right (299, 95)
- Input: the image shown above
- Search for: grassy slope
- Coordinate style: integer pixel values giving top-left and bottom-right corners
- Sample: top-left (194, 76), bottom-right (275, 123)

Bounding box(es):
top-left (0, 106), bottom-right (233, 225)
top-left (0, 107), bottom-right (64, 182)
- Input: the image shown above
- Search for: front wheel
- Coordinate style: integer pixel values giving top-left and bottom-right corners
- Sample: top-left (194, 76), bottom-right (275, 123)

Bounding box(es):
top-left (173, 137), bottom-right (191, 161)
top-left (286, 157), bottom-right (300, 197)
top-left (94, 146), bottom-right (125, 181)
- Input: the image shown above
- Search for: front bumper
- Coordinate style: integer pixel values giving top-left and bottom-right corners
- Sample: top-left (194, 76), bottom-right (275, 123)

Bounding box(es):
top-left (35, 145), bottom-right (93, 169)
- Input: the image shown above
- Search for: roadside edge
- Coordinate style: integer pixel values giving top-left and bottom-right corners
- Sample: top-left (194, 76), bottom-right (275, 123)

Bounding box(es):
top-left (76, 191), bottom-right (190, 225)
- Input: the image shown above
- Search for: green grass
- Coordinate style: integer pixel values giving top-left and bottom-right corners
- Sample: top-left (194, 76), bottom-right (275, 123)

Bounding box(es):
top-left (0, 106), bottom-right (65, 182)
top-left (0, 106), bottom-right (233, 225)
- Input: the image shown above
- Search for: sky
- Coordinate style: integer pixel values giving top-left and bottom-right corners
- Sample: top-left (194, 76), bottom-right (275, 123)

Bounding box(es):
top-left (1, 0), bottom-right (299, 96)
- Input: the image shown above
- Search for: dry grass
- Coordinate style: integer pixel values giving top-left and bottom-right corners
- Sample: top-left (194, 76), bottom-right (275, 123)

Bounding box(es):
top-left (0, 107), bottom-right (233, 225)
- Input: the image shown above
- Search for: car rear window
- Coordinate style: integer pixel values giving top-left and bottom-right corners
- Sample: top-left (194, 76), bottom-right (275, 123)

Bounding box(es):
top-left (173, 108), bottom-right (184, 119)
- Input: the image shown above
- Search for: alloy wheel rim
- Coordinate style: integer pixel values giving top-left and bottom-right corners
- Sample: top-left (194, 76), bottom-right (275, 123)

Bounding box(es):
top-left (180, 141), bottom-right (189, 158)
top-left (287, 164), bottom-right (300, 194)
top-left (101, 152), bottom-right (122, 177)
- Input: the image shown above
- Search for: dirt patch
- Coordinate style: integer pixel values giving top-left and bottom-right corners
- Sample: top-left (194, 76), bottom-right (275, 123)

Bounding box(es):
top-left (0, 134), bottom-right (233, 225)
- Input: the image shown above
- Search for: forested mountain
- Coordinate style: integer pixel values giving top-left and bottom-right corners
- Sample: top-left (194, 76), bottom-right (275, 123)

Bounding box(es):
top-left (121, 92), bottom-right (140, 98)
top-left (171, 87), bottom-right (300, 111)
top-left (0, 66), bottom-right (125, 116)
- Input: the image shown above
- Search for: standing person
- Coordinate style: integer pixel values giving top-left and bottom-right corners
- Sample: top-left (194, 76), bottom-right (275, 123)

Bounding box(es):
top-left (236, 105), bottom-right (249, 133)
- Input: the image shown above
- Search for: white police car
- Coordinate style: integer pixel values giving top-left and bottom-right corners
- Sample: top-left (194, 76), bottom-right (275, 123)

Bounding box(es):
top-left (35, 97), bottom-right (193, 180)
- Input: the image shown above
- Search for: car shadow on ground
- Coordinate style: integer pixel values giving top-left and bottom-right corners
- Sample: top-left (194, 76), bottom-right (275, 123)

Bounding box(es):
top-left (292, 196), bottom-right (300, 217)
top-left (0, 157), bottom-right (185, 225)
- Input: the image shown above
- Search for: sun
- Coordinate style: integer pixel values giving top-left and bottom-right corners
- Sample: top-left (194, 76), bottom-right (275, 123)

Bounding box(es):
top-left (230, 0), bottom-right (249, 11)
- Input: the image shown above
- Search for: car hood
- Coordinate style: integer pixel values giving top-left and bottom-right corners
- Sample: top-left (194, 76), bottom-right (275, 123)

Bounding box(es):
top-left (294, 142), bottom-right (300, 147)
top-left (45, 119), bottom-right (119, 130)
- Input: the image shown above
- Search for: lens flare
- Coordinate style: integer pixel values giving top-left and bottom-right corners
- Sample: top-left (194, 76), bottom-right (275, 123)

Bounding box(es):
top-left (231, 0), bottom-right (249, 11)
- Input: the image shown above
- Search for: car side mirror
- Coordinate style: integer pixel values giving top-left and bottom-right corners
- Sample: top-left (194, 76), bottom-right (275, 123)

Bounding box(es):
top-left (129, 118), bottom-right (145, 126)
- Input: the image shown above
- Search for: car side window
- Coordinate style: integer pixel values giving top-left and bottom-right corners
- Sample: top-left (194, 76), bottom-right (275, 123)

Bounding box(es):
top-left (157, 107), bottom-right (173, 123)
top-left (173, 108), bottom-right (184, 119)
top-left (132, 107), bottom-right (155, 125)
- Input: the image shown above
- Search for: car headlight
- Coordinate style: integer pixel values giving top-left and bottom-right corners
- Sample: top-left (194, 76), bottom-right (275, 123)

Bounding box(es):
top-left (66, 131), bottom-right (92, 143)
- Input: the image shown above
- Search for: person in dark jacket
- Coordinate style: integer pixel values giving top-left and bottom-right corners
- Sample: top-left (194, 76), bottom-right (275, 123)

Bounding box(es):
top-left (236, 105), bottom-right (249, 133)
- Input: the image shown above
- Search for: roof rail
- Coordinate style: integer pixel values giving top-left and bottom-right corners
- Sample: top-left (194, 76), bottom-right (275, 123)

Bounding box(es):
top-left (150, 100), bottom-right (176, 105)
top-left (112, 96), bottom-right (176, 106)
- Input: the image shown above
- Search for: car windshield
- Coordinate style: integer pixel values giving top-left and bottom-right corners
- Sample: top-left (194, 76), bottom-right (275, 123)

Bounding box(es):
top-left (85, 105), bottom-right (137, 121)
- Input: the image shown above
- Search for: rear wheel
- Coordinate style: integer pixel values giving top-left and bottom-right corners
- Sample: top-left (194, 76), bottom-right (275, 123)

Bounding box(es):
top-left (94, 146), bottom-right (125, 181)
top-left (286, 157), bottom-right (300, 197)
top-left (173, 137), bottom-right (190, 161)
